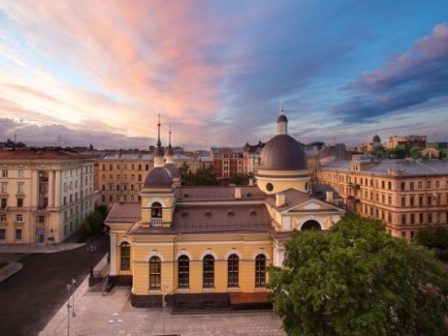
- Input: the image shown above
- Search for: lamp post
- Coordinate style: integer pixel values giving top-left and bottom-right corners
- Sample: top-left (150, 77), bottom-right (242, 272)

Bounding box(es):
top-left (71, 278), bottom-right (76, 317)
top-left (66, 283), bottom-right (72, 336)
top-left (162, 283), bottom-right (168, 336)
top-left (108, 312), bottom-right (122, 336)
top-left (86, 244), bottom-right (97, 278)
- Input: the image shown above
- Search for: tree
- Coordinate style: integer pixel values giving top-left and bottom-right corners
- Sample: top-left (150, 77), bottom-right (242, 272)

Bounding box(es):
top-left (269, 215), bottom-right (448, 336)
top-left (181, 166), bottom-right (219, 186)
top-left (229, 173), bottom-right (250, 185)
top-left (415, 227), bottom-right (448, 250)
top-left (409, 146), bottom-right (422, 159)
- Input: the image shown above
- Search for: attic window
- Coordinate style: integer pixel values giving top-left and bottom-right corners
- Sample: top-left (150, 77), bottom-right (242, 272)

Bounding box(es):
top-left (204, 211), bottom-right (212, 218)
top-left (249, 210), bottom-right (257, 216)
top-left (227, 211), bottom-right (235, 217)
top-left (183, 193), bottom-right (189, 198)
top-left (246, 192), bottom-right (252, 197)
top-left (181, 211), bottom-right (189, 218)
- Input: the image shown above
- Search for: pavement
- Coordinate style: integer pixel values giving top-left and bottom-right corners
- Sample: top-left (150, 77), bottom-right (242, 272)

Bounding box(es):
top-left (40, 281), bottom-right (285, 336)
top-left (0, 234), bottom-right (109, 336)
top-left (0, 242), bottom-right (85, 254)
top-left (0, 261), bottom-right (23, 282)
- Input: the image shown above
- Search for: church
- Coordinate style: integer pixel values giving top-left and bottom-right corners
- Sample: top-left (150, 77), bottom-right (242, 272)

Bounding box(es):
top-left (105, 109), bottom-right (345, 309)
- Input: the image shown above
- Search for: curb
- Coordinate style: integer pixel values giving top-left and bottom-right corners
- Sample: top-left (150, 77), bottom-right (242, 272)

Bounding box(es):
top-left (0, 262), bottom-right (23, 283)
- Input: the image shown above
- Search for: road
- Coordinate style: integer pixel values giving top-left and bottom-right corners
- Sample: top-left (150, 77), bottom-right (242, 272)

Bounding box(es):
top-left (0, 234), bottom-right (109, 336)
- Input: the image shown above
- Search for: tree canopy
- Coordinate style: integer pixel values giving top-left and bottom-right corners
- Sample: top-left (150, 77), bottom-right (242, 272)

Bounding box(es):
top-left (180, 166), bottom-right (219, 186)
top-left (269, 215), bottom-right (448, 336)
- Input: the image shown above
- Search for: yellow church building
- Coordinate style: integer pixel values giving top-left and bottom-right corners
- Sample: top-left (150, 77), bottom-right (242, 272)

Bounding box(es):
top-left (105, 111), bottom-right (344, 309)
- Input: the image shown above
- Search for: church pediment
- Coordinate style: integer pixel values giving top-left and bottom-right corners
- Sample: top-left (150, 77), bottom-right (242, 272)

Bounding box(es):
top-left (283, 199), bottom-right (343, 213)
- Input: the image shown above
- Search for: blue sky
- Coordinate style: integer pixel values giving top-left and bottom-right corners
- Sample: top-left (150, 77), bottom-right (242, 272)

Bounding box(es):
top-left (0, 0), bottom-right (447, 149)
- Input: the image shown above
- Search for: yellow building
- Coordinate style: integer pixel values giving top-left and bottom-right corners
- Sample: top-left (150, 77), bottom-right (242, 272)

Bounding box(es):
top-left (106, 112), bottom-right (344, 309)
top-left (0, 150), bottom-right (96, 244)
top-left (315, 154), bottom-right (448, 239)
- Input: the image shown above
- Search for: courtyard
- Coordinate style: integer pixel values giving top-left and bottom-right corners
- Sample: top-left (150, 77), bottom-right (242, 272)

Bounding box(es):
top-left (40, 277), bottom-right (285, 336)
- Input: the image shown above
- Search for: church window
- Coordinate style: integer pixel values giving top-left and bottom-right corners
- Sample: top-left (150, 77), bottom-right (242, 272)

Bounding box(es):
top-left (149, 256), bottom-right (161, 289)
top-left (151, 202), bottom-right (162, 226)
top-left (266, 183), bottom-right (274, 192)
top-left (255, 254), bottom-right (266, 287)
top-left (203, 255), bottom-right (214, 288)
top-left (178, 255), bottom-right (189, 288)
top-left (227, 254), bottom-right (239, 288)
top-left (120, 242), bottom-right (130, 271)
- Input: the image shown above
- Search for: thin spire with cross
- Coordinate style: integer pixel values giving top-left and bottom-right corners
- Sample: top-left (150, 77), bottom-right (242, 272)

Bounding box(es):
top-left (168, 122), bottom-right (172, 149)
top-left (280, 96), bottom-right (285, 115)
top-left (157, 114), bottom-right (161, 148)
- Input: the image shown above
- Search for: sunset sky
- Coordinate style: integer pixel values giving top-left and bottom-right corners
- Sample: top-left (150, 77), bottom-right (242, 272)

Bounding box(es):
top-left (0, 1), bottom-right (447, 149)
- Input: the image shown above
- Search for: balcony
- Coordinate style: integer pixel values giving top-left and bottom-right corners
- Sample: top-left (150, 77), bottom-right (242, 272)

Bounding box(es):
top-left (151, 217), bottom-right (162, 227)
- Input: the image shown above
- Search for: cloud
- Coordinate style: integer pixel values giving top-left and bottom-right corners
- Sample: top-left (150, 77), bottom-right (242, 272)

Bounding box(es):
top-left (331, 23), bottom-right (448, 122)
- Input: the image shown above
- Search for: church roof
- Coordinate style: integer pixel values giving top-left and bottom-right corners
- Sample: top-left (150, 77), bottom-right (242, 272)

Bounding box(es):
top-left (259, 134), bottom-right (307, 170)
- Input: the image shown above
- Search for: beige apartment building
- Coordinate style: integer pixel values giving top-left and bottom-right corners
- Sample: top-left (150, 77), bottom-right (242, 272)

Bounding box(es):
top-left (315, 155), bottom-right (448, 239)
top-left (0, 150), bottom-right (96, 244)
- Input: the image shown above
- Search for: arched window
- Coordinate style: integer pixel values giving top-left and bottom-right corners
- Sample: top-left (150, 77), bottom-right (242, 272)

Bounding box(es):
top-left (151, 202), bottom-right (162, 226)
top-left (255, 254), bottom-right (266, 287)
top-left (149, 256), bottom-right (161, 289)
top-left (178, 255), bottom-right (189, 289)
top-left (301, 220), bottom-right (321, 231)
top-left (120, 242), bottom-right (130, 271)
top-left (203, 254), bottom-right (214, 288)
top-left (227, 254), bottom-right (239, 288)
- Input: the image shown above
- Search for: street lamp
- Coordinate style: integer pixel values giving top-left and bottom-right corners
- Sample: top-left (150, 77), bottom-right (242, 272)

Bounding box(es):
top-left (86, 244), bottom-right (97, 278)
top-left (71, 278), bottom-right (76, 317)
top-left (66, 283), bottom-right (72, 336)
top-left (162, 283), bottom-right (169, 336)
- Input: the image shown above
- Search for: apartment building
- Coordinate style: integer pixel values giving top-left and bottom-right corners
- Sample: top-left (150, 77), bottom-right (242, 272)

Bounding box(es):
top-left (211, 147), bottom-right (245, 181)
top-left (0, 150), bottom-right (96, 244)
top-left (98, 153), bottom-right (153, 205)
top-left (315, 155), bottom-right (448, 239)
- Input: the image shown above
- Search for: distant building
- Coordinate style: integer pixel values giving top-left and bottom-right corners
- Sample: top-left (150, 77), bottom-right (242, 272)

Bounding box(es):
top-left (386, 135), bottom-right (427, 149)
top-left (211, 147), bottom-right (245, 181)
top-left (315, 155), bottom-right (448, 239)
top-left (243, 141), bottom-right (265, 176)
top-left (0, 150), bottom-right (96, 244)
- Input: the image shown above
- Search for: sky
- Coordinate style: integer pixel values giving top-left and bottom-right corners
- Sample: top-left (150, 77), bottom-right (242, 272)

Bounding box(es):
top-left (0, 0), bottom-right (447, 149)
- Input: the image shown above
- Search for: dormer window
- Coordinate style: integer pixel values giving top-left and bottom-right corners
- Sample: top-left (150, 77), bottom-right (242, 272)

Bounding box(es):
top-left (249, 210), bottom-right (257, 217)
top-left (151, 202), bottom-right (162, 227)
top-left (204, 211), bottom-right (212, 218)
top-left (227, 211), bottom-right (235, 217)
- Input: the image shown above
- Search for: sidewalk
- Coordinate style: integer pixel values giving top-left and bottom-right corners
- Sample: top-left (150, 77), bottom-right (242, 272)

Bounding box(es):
top-left (0, 261), bottom-right (23, 283)
top-left (0, 242), bottom-right (85, 254)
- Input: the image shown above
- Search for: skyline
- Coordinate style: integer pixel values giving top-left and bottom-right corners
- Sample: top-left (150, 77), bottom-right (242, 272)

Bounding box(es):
top-left (0, 1), bottom-right (447, 149)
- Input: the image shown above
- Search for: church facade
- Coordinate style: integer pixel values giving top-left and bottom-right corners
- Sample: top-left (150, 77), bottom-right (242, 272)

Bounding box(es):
top-left (105, 111), bottom-right (345, 308)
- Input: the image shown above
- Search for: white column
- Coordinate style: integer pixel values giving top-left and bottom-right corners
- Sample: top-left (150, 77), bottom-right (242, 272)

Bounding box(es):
top-left (109, 233), bottom-right (117, 276)
top-left (31, 170), bottom-right (39, 207)
top-left (54, 170), bottom-right (61, 208)
top-left (48, 170), bottom-right (54, 208)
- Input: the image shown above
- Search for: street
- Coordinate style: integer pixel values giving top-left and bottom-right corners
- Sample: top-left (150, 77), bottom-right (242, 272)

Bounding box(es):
top-left (0, 234), bottom-right (109, 336)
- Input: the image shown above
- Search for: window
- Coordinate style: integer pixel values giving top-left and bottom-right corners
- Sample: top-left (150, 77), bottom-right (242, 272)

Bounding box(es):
top-left (203, 254), bottom-right (215, 288)
top-left (401, 197), bottom-right (406, 207)
top-left (1, 198), bottom-right (6, 209)
top-left (37, 215), bottom-right (45, 224)
top-left (149, 256), bottom-right (161, 289)
top-left (16, 214), bottom-right (23, 223)
top-left (0, 214), bottom-right (5, 222)
top-left (227, 254), bottom-right (239, 288)
top-left (1, 182), bottom-right (7, 193)
top-left (151, 202), bottom-right (162, 226)
top-left (266, 183), bottom-right (274, 192)
top-left (120, 242), bottom-right (130, 271)
top-left (1, 170), bottom-right (7, 178)
top-left (178, 255), bottom-right (189, 288)
top-left (419, 213), bottom-right (424, 223)
top-left (255, 254), bottom-right (266, 287)
top-left (17, 182), bottom-right (24, 193)
top-left (400, 182), bottom-right (405, 191)
top-left (0, 229), bottom-right (5, 240)
top-left (17, 198), bottom-right (23, 207)
top-left (401, 215), bottom-right (406, 225)
top-left (15, 229), bottom-right (22, 240)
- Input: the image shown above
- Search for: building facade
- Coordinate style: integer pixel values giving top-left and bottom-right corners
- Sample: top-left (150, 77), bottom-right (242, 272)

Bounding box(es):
top-left (386, 135), bottom-right (427, 149)
top-left (0, 150), bottom-right (96, 244)
top-left (106, 112), bottom-right (344, 309)
top-left (211, 147), bottom-right (245, 181)
top-left (315, 155), bottom-right (448, 239)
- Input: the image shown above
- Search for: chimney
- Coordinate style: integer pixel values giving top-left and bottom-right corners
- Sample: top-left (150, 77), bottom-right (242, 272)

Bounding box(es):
top-left (234, 187), bottom-right (241, 199)
top-left (276, 193), bottom-right (286, 207)
top-left (326, 191), bottom-right (334, 203)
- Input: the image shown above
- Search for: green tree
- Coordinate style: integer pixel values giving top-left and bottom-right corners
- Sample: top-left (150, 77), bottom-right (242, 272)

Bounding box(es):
top-left (409, 146), bottom-right (422, 159)
top-left (415, 227), bottom-right (448, 250)
top-left (386, 146), bottom-right (408, 159)
top-left (269, 215), bottom-right (448, 336)
top-left (229, 174), bottom-right (250, 185)
top-left (181, 166), bottom-right (219, 186)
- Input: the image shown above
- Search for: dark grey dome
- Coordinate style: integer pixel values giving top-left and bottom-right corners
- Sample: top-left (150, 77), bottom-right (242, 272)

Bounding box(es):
top-left (143, 167), bottom-right (173, 188)
top-left (372, 134), bottom-right (381, 143)
top-left (259, 134), bottom-right (306, 170)
top-left (277, 114), bottom-right (288, 123)
top-left (165, 163), bottom-right (180, 178)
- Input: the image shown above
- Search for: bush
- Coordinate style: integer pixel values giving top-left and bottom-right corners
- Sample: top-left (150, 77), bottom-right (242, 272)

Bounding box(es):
top-left (78, 205), bottom-right (109, 242)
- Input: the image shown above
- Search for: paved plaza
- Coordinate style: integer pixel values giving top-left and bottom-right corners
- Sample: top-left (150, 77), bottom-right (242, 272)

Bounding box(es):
top-left (40, 277), bottom-right (285, 336)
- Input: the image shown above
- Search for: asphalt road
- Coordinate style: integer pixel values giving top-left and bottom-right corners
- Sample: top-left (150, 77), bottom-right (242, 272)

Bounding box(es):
top-left (0, 234), bottom-right (109, 336)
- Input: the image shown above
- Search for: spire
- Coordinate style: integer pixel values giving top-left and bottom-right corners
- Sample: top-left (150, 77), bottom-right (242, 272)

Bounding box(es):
top-left (168, 122), bottom-right (172, 149)
top-left (157, 113), bottom-right (161, 148)
top-left (277, 97), bottom-right (288, 134)
top-left (166, 122), bottom-right (174, 161)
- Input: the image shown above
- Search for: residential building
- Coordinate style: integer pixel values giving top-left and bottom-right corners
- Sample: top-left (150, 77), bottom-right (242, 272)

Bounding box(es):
top-left (243, 142), bottom-right (265, 176)
top-left (211, 147), bottom-right (245, 181)
top-left (0, 150), bottom-right (96, 244)
top-left (105, 111), bottom-right (344, 309)
top-left (315, 154), bottom-right (448, 239)
top-left (386, 135), bottom-right (427, 149)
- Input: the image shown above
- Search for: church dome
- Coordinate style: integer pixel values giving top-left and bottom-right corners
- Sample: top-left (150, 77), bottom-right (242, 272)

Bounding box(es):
top-left (372, 134), bottom-right (381, 143)
top-left (165, 163), bottom-right (180, 179)
top-left (143, 167), bottom-right (173, 188)
top-left (259, 134), bottom-right (306, 170)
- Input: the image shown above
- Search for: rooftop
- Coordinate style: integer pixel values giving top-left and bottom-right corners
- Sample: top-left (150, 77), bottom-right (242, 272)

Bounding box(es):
top-left (175, 186), bottom-right (266, 202)
top-left (0, 149), bottom-right (85, 160)
top-left (100, 153), bottom-right (153, 160)
top-left (321, 159), bottom-right (448, 176)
